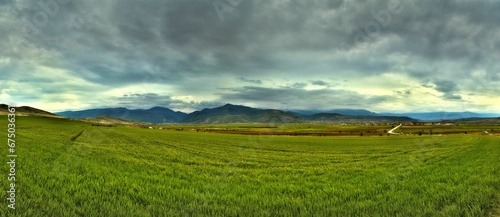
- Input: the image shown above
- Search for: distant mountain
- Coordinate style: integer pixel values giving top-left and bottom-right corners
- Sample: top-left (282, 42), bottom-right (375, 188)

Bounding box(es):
top-left (293, 109), bottom-right (498, 121)
top-left (8, 103), bottom-right (497, 124)
top-left (145, 107), bottom-right (187, 122)
top-left (451, 117), bottom-right (500, 124)
top-left (0, 104), bottom-right (62, 118)
top-left (57, 104), bottom-right (420, 124)
top-left (183, 104), bottom-right (303, 123)
top-left (379, 112), bottom-right (500, 121)
top-left (183, 104), bottom-right (415, 124)
top-left (57, 107), bottom-right (187, 124)
top-left (305, 113), bottom-right (344, 120)
top-left (305, 113), bottom-right (416, 123)
top-left (291, 109), bottom-right (377, 116)
top-left (327, 109), bottom-right (377, 116)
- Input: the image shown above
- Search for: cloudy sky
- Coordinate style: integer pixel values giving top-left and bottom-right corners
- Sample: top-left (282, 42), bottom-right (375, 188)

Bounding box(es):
top-left (1, 0), bottom-right (499, 113)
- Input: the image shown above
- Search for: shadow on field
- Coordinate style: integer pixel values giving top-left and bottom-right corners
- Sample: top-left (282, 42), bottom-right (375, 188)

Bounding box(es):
top-left (70, 130), bottom-right (85, 142)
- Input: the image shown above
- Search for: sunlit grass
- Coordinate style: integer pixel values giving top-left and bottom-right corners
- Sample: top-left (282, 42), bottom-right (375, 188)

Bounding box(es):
top-left (0, 116), bottom-right (499, 216)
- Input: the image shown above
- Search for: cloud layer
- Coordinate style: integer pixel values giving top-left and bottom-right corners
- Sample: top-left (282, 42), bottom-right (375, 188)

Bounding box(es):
top-left (1, 0), bottom-right (499, 112)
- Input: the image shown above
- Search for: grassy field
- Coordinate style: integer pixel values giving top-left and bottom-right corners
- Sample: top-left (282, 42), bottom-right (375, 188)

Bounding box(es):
top-left (1, 116), bottom-right (499, 216)
top-left (158, 123), bottom-right (500, 136)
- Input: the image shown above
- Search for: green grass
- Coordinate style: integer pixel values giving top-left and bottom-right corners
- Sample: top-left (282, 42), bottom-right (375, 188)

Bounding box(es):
top-left (158, 123), bottom-right (500, 136)
top-left (1, 116), bottom-right (499, 216)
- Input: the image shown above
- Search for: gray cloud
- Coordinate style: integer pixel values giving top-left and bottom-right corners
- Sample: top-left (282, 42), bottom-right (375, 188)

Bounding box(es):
top-left (434, 80), bottom-right (458, 94)
top-left (288, 82), bottom-right (307, 89)
top-left (237, 77), bottom-right (263, 84)
top-left (0, 0), bottom-right (499, 112)
top-left (114, 93), bottom-right (224, 112)
top-left (216, 86), bottom-right (391, 110)
top-left (310, 80), bottom-right (330, 86)
top-left (442, 94), bottom-right (462, 100)
top-left (433, 80), bottom-right (462, 100)
top-left (394, 89), bottom-right (411, 95)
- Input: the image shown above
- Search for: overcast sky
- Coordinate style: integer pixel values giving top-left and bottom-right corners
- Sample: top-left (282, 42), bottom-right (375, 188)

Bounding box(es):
top-left (1, 0), bottom-right (499, 113)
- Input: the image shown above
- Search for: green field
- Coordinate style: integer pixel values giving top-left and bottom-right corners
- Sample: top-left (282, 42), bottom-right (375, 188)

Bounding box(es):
top-left (1, 116), bottom-right (499, 216)
top-left (156, 123), bottom-right (500, 136)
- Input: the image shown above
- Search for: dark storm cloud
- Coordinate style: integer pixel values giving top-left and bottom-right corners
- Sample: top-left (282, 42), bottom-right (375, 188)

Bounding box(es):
top-left (434, 80), bottom-right (458, 94)
top-left (1, 0), bottom-right (499, 111)
top-left (9, 0), bottom-right (500, 79)
top-left (433, 80), bottom-right (462, 100)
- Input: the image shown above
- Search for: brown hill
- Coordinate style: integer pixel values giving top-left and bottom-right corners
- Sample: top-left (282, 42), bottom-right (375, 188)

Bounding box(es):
top-left (0, 104), bottom-right (62, 118)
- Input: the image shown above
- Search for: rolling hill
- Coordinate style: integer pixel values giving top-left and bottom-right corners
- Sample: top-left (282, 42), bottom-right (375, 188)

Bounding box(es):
top-left (0, 104), bottom-right (62, 118)
top-left (56, 107), bottom-right (187, 124)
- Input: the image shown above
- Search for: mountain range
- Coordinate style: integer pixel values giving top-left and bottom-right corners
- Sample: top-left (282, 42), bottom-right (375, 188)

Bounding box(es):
top-left (292, 110), bottom-right (499, 121)
top-left (378, 111), bottom-right (500, 120)
top-left (2, 103), bottom-right (498, 124)
top-left (55, 104), bottom-right (417, 124)
top-left (183, 104), bottom-right (303, 124)
top-left (57, 107), bottom-right (186, 123)
top-left (303, 113), bottom-right (416, 123)
top-left (289, 109), bottom-right (377, 116)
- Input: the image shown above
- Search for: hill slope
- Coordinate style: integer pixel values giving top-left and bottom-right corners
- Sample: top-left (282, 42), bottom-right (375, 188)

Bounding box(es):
top-left (57, 107), bottom-right (187, 124)
top-left (0, 104), bottom-right (62, 118)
